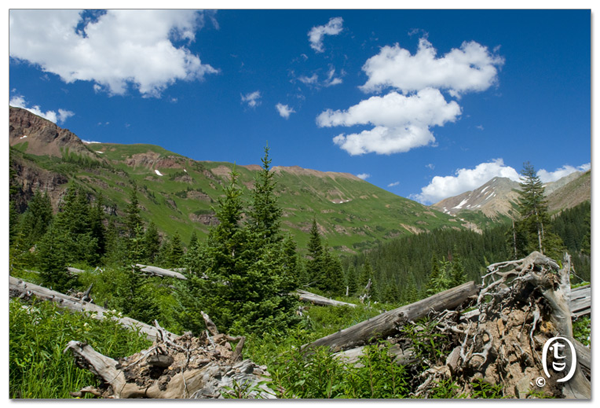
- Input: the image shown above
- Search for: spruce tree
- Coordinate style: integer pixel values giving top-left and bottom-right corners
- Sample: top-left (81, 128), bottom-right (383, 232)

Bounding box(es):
top-left (19, 190), bottom-right (53, 247)
top-left (449, 254), bottom-right (467, 288)
top-left (515, 162), bottom-right (563, 258)
top-left (143, 222), bottom-right (161, 264)
top-left (247, 145), bottom-right (282, 244)
top-left (306, 218), bottom-right (325, 287)
top-left (125, 183), bottom-right (143, 239)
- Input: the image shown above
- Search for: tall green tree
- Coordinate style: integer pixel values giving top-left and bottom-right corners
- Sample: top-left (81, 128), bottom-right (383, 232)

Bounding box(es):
top-left (180, 167), bottom-right (299, 335)
top-left (514, 162), bottom-right (563, 258)
top-left (125, 183), bottom-right (143, 239)
top-left (247, 145), bottom-right (282, 244)
top-left (143, 222), bottom-right (161, 264)
top-left (19, 190), bottom-right (53, 247)
top-left (306, 218), bottom-right (325, 287)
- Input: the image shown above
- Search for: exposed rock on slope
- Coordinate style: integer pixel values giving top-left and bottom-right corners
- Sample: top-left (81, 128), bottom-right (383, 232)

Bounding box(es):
top-left (9, 106), bottom-right (101, 161)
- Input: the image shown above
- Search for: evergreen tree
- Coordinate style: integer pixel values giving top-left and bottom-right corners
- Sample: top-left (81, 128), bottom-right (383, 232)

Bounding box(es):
top-left (116, 265), bottom-right (160, 325)
top-left (165, 231), bottom-right (185, 268)
top-left (143, 222), bottom-right (161, 263)
top-left (449, 254), bottom-right (467, 288)
top-left (281, 233), bottom-right (301, 292)
top-left (179, 168), bottom-right (299, 335)
top-left (247, 145), bottom-right (282, 244)
top-left (514, 162), bottom-right (563, 258)
top-left (89, 194), bottom-right (107, 259)
top-left (346, 265), bottom-right (358, 296)
top-left (36, 222), bottom-right (75, 292)
top-left (306, 218), bottom-right (325, 287)
top-left (125, 183), bottom-right (143, 239)
top-left (19, 190), bottom-right (53, 247)
top-left (322, 245), bottom-right (345, 295)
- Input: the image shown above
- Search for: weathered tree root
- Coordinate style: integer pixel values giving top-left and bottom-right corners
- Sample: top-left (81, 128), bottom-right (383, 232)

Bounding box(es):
top-left (64, 315), bottom-right (274, 399)
top-left (311, 251), bottom-right (591, 399)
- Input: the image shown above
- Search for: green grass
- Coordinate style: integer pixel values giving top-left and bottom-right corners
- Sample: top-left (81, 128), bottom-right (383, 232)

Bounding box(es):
top-left (9, 299), bottom-right (151, 399)
top-left (12, 141), bottom-right (467, 254)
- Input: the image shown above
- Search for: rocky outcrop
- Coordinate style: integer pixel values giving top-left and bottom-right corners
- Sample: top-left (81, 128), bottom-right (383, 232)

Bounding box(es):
top-left (9, 106), bottom-right (99, 161)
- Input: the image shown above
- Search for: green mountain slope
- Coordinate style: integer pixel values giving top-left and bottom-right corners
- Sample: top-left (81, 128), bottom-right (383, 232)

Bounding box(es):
top-left (10, 107), bottom-right (468, 253)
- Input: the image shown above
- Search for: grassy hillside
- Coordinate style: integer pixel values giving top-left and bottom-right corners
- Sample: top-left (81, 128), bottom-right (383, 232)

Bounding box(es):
top-left (11, 140), bottom-right (467, 254)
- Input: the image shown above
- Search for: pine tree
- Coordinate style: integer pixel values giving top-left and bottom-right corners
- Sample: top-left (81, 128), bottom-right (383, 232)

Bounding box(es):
top-left (346, 265), bottom-right (358, 296)
top-left (166, 231), bottom-right (185, 268)
top-left (179, 165), bottom-right (299, 335)
top-left (116, 265), bottom-right (159, 324)
top-left (306, 218), bottom-right (325, 287)
top-left (143, 222), bottom-right (161, 263)
top-left (19, 190), bottom-right (54, 247)
top-left (37, 222), bottom-right (75, 292)
top-left (89, 194), bottom-right (107, 259)
top-left (515, 162), bottom-right (563, 258)
top-left (247, 145), bottom-right (282, 244)
top-left (449, 254), bottom-right (467, 288)
top-left (323, 245), bottom-right (344, 295)
top-left (125, 183), bottom-right (143, 239)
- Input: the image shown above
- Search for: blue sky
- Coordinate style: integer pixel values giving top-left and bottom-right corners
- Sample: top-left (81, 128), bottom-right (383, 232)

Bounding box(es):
top-left (8, 8), bottom-right (592, 204)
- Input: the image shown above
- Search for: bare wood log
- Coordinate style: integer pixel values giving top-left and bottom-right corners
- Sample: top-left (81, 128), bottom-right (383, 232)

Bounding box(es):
top-left (135, 264), bottom-right (187, 280)
top-left (305, 281), bottom-right (480, 352)
top-left (295, 290), bottom-right (357, 308)
top-left (9, 276), bottom-right (176, 342)
top-left (64, 339), bottom-right (275, 399)
top-left (569, 285), bottom-right (591, 317)
top-left (67, 267), bottom-right (85, 274)
top-left (334, 343), bottom-right (416, 367)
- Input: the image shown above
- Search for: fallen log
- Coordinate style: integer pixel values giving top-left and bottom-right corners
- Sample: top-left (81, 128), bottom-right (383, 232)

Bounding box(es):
top-left (569, 285), bottom-right (591, 317)
top-left (295, 290), bottom-right (357, 308)
top-left (304, 280), bottom-right (480, 352)
top-left (9, 276), bottom-right (175, 342)
top-left (65, 316), bottom-right (274, 399)
top-left (135, 264), bottom-right (187, 280)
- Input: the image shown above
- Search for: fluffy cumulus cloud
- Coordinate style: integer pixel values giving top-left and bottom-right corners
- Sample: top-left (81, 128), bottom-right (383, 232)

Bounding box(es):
top-left (241, 91), bottom-right (261, 108)
top-left (308, 17), bottom-right (343, 53)
top-left (276, 103), bottom-right (295, 119)
top-left (360, 38), bottom-right (505, 97)
top-left (318, 88), bottom-right (461, 155)
top-left (318, 36), bottom-right (503, 156)
top-left (412, 159), bottom-right (520, 204)
top-left (9, 10), bottom-right (218, 97)
top-left (537, 163), bottom-right (590, 183)
top-left (10, 95), bottom-right (74, 124)
top-left (356, 173), bottom-right (370, 180)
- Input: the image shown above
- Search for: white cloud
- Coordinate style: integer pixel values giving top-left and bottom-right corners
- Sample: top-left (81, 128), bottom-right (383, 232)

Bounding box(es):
top-left (388, 181), bottom-right (400, 187)
top-left (412, 158), bottom-right (520, 204)
top-left (10, 10), bottom-right (218, 97)
top-left (318, 88), bottom-right (461, 155)
top-left (276, 103), bottom-right (295, 119)
top-left (297, 67), bottom-right (343, 89)
top-left (537, 163), bottom-right (590, 183)
top-left (357, 173), bottom-right (370, 180)
top-left (10, 95), bottom-right (74, 124)
top-left (298, 74), bottom-right (319, 85)
top-left (308, 17), bottom-right (343, 53)
top-left (426, 163), bottom-right (435, 170)
top-left (360, 38), bottom-right (504, 96)
top-left (241, 91), bottom-right (261, 108)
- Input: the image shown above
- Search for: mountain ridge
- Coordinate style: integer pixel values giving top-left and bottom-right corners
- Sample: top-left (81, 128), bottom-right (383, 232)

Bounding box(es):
top-left (9, 107), bottom-right (469, 253)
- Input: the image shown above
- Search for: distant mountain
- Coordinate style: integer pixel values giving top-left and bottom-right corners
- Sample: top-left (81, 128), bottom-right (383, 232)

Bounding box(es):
top-left (9, 107), bottom-right (471, 254)
top-left (432, 170), bottom-right (591, 224)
